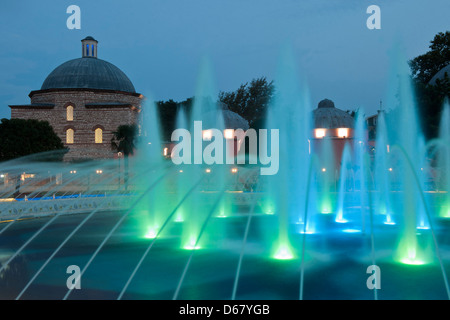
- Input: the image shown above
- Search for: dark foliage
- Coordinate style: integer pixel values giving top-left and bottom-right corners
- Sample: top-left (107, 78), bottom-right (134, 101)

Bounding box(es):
top-left (0, 118), bottom-right (66, 161)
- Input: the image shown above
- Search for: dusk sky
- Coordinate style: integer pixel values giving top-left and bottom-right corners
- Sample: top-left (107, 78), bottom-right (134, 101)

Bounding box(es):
top-left (0, 0), bottom-right (448, 120)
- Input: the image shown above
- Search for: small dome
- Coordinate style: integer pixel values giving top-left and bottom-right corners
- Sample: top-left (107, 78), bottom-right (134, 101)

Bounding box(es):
top-left (313, 99), bottom-right (354, 128)
top-left (217, 101), bottom-right (249, 130)
top-left (222, 109), bottom-right (249, 131)
top-left (429, 64), bottom-right (450, 86)
top-left (318, 99), bottom-right (335, 109)
top-left (41, 58), bottom-right (136, 93)
top-left (201, 101), bottom-right (249, 131)
top-left (82, 36), bottom-right (97, 42)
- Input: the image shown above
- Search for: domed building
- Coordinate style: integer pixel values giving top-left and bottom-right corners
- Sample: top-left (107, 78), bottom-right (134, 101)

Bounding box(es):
top-left (202, 101), bottom-right (249, 158)
top-left (311, 99), bottom-right (355, 168)
top-left (429, 64), bottom-right (450, 86)
top-left (9, 36), bottom-right (143, 160)
top-left (163, 100), bottom-right (249, 159)
top-left (313, 99), bottom-right (354, 133)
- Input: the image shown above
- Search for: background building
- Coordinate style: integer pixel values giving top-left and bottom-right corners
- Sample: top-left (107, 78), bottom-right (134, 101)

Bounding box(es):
top-left (311, 99), bottom-right (355, 168)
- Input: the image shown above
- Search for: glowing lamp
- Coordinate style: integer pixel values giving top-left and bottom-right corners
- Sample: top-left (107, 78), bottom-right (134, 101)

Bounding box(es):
top-left (144, 228), bottom-right (158, 239)
top-left (315, 128), bottom-right (326, 139)
top-left (342, 229), bottom-right (361, 233)
top-left (224, 129), bottom-right (234, 139)
top-left (274, 246), bottom-right (294, 260)
top-left (202, 130), bottom-right (212, 141)
top-left (184, 239), bottom-right (201, 250)
top-left (400, 258), bottom-right (426, 265)
top-left (337, 128), bottom-right (349, 138)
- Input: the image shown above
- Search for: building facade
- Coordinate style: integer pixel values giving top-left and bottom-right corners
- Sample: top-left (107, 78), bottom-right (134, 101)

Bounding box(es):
top-left (9, 37), bottom-right (143, 161)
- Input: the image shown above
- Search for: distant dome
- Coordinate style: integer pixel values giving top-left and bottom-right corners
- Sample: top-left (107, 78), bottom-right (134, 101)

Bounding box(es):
top-left (222, 110), bottom-right (249, 131)
top-left (318, 99), bottom-right (335, 109)
top-left (202, 101), bottom-right (249, 131)
top-left (429, 64), bottom-right (450, 86)
top-left (313, 99), bottom-right (354, 128)
top-left (218, 102), bottom-right (249, 130)
top-left (82, 36), bottom-right (97, 41)
top-left (41, 58), bottom-right (136, 93)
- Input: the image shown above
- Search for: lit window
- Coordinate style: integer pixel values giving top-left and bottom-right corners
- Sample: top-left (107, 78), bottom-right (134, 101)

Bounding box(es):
top-left (224, 129), bottom-right (234, 139)
top-left (202, 130), bottom-right (212, 141)
top-left (337, 128), bottom-right (349, 138)
top-left (86, 44), bottom-right (89, 56)
top-left (163, 147), bottom-right (168, 156)
top-left (315, 128), bottom-right (326, 138)
top-left (95, 128), bottom-right (103, 144)
top-left (66, 129), bottom-right (74, 144)
top-left (67, 105), bottom-right (73, 121)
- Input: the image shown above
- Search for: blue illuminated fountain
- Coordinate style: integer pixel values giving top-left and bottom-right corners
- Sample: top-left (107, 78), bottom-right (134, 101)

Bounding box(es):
top-left (1, 50), bottom-right (450, 300)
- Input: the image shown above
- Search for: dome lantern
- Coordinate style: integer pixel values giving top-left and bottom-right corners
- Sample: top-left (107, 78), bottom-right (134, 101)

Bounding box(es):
top-left (313, 99), bottom-right (354, 129)
top-left (82, 36), bottom-right (98, 58)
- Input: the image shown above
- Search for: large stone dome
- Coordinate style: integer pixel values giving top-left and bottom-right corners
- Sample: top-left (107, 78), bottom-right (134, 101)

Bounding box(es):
top-left (41, 58), bottom-right (136, 93)
top-left (40, 36), bottom-right (136, 93)
top-left (313, 99), bottom-right (354, 128)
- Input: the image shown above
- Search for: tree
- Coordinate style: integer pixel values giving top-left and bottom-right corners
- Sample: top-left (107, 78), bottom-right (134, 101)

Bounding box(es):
top-left (156, 98), bottom-right (194, 141)
top-left (409, 31), bottom-right (450, 84)
top-left (409, 31), bottom-right (450, 139)
top-left (0, 118), bottom-right (66, 161)
top-left (111, 124), bottom-right (138, 190)
top-left (219, 77), bottom-right (275, 128)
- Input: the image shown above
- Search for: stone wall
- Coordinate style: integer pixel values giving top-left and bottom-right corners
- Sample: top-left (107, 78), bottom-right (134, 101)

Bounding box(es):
top-left (10, 89), bottom-right (142, 160)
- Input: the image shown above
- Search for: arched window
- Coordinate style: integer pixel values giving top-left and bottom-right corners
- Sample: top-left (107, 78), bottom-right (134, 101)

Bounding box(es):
top-left (95, 128), bottom-right (103, 144)
top-left (66, 105), bottom-right (73, 121)
top-left (66, 128), bottom-right (74, 144)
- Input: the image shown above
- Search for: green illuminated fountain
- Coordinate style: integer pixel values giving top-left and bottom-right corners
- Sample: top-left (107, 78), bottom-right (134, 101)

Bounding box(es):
top-left (1, 48), bottom-right (450, 300)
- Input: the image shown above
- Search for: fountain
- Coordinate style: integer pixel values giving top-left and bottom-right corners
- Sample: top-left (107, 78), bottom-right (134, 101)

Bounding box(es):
top-left (0, 49), bottom-right (449, 301)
